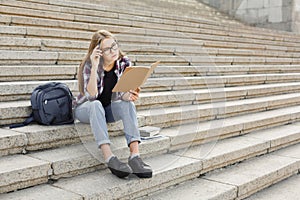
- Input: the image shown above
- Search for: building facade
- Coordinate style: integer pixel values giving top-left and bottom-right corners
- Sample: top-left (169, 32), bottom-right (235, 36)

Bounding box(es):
top-left (199, 0), bottom-right (300, 33)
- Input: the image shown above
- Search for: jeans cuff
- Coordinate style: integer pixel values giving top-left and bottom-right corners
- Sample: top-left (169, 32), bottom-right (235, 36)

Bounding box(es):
top-left (97, 140), bottom-right (111, 148)
top-left (128, 138), bottom-right (141, 147)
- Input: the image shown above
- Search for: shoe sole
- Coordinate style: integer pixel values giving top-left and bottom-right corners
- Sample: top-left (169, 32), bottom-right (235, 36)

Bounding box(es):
top-left (133, 172), bottom-right (152, 178)
top-left (108, 167), bottom-right (131, 178)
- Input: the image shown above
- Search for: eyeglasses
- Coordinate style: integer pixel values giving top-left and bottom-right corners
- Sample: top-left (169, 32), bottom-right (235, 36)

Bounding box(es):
top-left (101, 42), bottom-right (119, 55)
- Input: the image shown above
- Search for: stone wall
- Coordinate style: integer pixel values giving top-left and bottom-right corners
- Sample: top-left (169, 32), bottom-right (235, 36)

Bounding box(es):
top-left (199, 0), bottom-right (298, 32)
top-left (293, 0), bottom-right (300, 32)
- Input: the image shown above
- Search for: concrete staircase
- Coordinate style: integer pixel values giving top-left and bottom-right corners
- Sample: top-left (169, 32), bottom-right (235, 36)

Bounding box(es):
top-left (1, 0), bottom-right (300, 199)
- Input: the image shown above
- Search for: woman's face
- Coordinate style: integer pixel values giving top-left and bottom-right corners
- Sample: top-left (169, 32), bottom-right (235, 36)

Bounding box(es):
top-left (100, 37), bottom-right (119, 64)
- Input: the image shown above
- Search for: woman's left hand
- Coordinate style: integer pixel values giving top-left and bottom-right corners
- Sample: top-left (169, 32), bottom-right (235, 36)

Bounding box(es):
top-left (122, 88), bottom-right (140, 102)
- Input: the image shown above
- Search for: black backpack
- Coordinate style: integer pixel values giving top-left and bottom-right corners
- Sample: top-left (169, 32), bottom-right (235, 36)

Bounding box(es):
top-left (10, 82), bottom-right (74, 128)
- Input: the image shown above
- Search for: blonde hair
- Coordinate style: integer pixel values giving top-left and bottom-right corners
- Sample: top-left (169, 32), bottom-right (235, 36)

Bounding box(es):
top-left (77, 30), bottom-right (124, 95)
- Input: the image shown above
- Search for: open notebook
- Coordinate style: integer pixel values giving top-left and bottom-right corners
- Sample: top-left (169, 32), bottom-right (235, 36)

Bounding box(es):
top-left (112, 61), bottom-right (160, 92)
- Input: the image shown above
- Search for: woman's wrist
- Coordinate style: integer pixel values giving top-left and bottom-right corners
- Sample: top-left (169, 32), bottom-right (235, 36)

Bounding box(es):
top-left (121, 90), bottom-right (139, 102)
top-left (121, 92), bottom-right (130, 101)
top-left (91, 65), bottom-right (98, 72)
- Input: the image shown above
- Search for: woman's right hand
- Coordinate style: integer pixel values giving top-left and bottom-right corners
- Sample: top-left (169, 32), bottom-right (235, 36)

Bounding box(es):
top-left (90, 45), bottom-right (102, 70)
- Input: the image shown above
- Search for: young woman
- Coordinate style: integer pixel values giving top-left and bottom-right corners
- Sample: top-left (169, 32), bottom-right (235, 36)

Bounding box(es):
top-left (74, 30), bottom-right (152, 178)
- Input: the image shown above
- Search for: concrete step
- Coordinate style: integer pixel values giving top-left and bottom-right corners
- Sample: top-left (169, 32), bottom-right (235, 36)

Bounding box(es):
top-left (0, 131), bottom-right (266, 194)
top-left (23, 0), bottom-right (218, 23)
top-left (2, 0), bottom-right (299, 45)
top-left (3, 97), bottom-right (300, 156)
top-left (139, 82), bottom-right (300, 109)
top-left (0, 50), bottom-right (191, 65)
top-left (3, 36), bottom-right (300, 59)
top-left (26, 121), bottom-right (300, 181)
top-left (171, 65), bottom-right (300, 75)
top-left (207, 48), bottom-right (300, 58)
top-left (141, 143), bottom-right (300, 200)
top-left (3, 76), bottom-right (300, 102)
top-left (0, 25), bottom-right (91, 40)
top-left (0, 80), bottom-right (78, 101)
top-left (28, 135), bottom-right (169, 180)
top-left (10, 0), bottom-right (228, 27)
top-left (0, 84), bottom-right (299, 127)
top-left (3, 23), bottom-right (300, 54)
top-left (0, 13), bottom-right (192, 36)
top-left (108, 0), bottom-right (222, 15)
top-left (10, 27), bottom-right (300, 54)
top-left (10, 0), bottom-right (300, 44)
top-left (206, 142), bottom-right (300, 199)
top-left (2, 2), bottom-right (300, 50)
top-left (0, 184), bottom-right (82, 200)
top-left (160, 104), bottom-right (300, 151)
top-left (0, 0), bottom-right (244, 31)
top-left (246, 173), bottom-right (300, 200)
top-left (2, 23), bottom-right (300, 54)
top-left (142, 178), bottom-right (237, 199)
top-left (1, 49), bottom-right (300, 65)
top-left (154, 65), bottom-right (300, 76)
top-left (203, 40), bottom-right (300, 53)
top-left (2, 64), bottom-right (300, 82)
top-left (174, 122), bottom-right (300, 172)
top-left (0, 128), bottom-right (27, 157)
top-left (128, 46), bottom-right (300, 58)
top-left (0, 154), bottom-right (51, 194)
top-left (0, 24), bottom-right (201, 44)
top-left (134, 55), bottom-right (299, 65)
top-left (6, 29), bottom-right (297, 54)
top-left (0, 152), bottom-right (203, 197)
top-left (0, 65), bottom-right (77, 82)
top-left (12, 0), bottom-right (223, 29)
top-left (0, 2), bottom-right (222, 33)
top-left (2, 63), bottom-right (300, 82)
top-left (2, 129), bottom-right (299, 198)
top-left (2, 84), bottom-right (300, 125)
top-left (0, 70), bottom-right (300, 96)
top-left (187, 32), bottom-right (300, 51)
top-left (143, 73), bottom-right (300, 91)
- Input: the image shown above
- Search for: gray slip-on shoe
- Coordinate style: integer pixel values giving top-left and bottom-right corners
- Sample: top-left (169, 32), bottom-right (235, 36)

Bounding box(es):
top-left (107, 156), bottom-right (132, 178)
top-left (128, 156), bottom-right (152, 178)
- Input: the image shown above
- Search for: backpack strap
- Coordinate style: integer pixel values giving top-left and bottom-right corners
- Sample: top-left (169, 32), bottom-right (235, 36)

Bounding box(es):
top-left (9, 113), bottom-right (34, 129)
